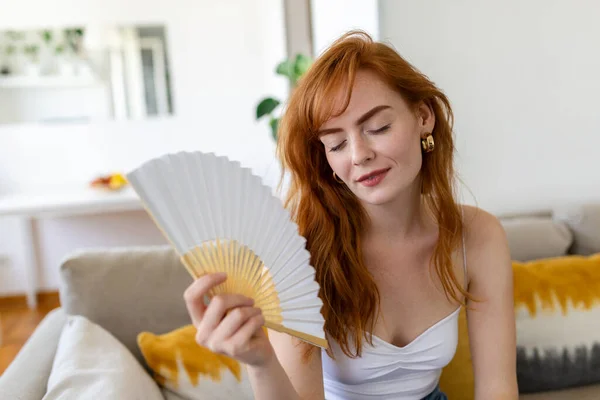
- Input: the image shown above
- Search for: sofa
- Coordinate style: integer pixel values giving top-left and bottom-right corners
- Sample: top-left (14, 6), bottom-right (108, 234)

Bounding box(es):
top-left (1, 202), bottom-right (599, 399)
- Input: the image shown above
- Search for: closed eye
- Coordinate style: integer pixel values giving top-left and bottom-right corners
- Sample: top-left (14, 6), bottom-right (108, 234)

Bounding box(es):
top-left (369, 124), bottom-right (391, 134)
top-left (329, 140), bottom-right (346, 152)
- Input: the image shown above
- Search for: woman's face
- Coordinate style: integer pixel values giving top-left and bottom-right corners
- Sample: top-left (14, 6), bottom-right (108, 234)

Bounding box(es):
top-left (318, 69), bottom-right (435, 206)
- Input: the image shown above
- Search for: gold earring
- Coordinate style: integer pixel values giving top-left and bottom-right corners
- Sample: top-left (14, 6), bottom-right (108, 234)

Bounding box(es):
top-left (333, 172), bottom-right (343, 183)
top-left (421, 134), bottom-right (434, 153)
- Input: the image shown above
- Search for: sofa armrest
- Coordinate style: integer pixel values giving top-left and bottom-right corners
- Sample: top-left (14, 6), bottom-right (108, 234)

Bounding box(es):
top-left (0, 307), bottom-right (66, 400)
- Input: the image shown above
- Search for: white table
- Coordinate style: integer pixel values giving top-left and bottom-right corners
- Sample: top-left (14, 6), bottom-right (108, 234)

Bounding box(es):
top-left (0, 185), bottom-right (143, 308)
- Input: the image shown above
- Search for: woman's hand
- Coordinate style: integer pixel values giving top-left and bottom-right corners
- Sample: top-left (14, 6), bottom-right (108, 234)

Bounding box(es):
top-left (183, 272), bottom-right (275, 367)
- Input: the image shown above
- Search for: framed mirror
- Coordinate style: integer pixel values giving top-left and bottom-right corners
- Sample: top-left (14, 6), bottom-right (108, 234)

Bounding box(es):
top-left (0, 23), bottom-right (174, 125)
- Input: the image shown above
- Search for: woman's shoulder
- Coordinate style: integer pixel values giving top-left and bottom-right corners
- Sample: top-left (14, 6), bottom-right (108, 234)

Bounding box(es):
top-left (459, 205), bottom-right (512, 279)
top-left (460, 204), bottom-right (505, 240)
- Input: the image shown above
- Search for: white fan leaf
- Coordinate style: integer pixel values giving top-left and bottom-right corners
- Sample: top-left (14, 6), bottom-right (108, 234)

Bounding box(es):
top-left (283, 321), bottom-right (326, 340)
top-left (281, 309), bottom-right (326, 322)
top-left (171, 152), bottom-right (210, 247)
top-left (271, 246), bottom-right (311, 282)
top-left (278, 283), bottom-right (321, 307)
top-left (261, 213), bottom-right (301, 273)
top-left (127, 150), bottom-right (328, 348)
top-left (275, 269), bottom-right (317, 295)
top-left (279, 298), bottom-right (323, 311)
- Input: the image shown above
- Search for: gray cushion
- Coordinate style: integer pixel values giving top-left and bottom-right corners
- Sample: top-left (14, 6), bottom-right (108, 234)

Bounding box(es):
top-left (554, 203), bottom-right (600, 255)
top-left (58, 245), bottom-right (193, 369)
top-left (0, 308), bottom-right (66, 400)
top-left (500, 217), bottom-right (573, 261)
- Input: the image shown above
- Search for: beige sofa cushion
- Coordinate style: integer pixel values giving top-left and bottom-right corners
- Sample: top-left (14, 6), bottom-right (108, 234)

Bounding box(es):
top-left (0, 308), bottom-right (66, 400)
top-left (520, 383), bottom-right (600, 400)
top-left (554, 203), bottom-right (600, 255)
top-left (44, 315), bottom-right (164, 400)
top-left (500, 217), bottom-right (573, 261)
top-left (59, 245), bottom-right (193, 369)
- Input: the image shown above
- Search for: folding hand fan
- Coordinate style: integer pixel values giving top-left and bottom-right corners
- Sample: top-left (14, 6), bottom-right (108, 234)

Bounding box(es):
top-left (126, 151), bottom-right (327, 349)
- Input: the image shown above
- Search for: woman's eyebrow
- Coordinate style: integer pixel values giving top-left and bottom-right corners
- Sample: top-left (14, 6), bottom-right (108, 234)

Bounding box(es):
top-left (355, 105), bottom-right (391, 125)
top-left (317, 105), bottom-right (391, 136)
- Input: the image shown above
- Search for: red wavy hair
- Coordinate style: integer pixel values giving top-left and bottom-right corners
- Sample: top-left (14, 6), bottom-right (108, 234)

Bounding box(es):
top-left (276, 31), bottom-right (470, 359)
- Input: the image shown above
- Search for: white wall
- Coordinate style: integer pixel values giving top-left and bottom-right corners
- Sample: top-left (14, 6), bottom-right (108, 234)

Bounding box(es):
top-left (310, 0), bottom-right (379, 56)
top-left (0, 0), bottom-right (287, 295)
top-left (379, 0), bottom-right (600, 215)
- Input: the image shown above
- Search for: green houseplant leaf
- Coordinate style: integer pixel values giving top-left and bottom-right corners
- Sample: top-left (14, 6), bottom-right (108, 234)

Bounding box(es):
top-left (269, 117), bottom-right (279, 140)
top-left (256, 97), bottom-right (280, 120)
top-left (256, 53), bottom-right (313, 141)
top-left (293, 54), bottom-right (312, 83)
top-left (276, 59), bottom-right (294, 80)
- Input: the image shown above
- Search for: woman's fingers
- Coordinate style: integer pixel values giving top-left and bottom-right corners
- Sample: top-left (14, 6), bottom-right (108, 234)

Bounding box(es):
top-left (195, 294), bottom-right (255, 346)
top-left (209, 306), bottom-right (262, 344)
top-left (220, 313), bottom-right (266, 357)
top-left (183, 272), bottom-right (266, 358)
top-left (183, 272), bottom-right (227, 326)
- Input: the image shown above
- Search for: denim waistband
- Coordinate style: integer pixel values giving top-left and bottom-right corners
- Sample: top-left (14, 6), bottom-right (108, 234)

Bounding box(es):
top-left (421, 385), bottom-right (448, 400)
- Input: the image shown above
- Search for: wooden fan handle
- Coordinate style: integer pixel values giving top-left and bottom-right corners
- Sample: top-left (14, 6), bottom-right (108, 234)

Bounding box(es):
top-left (263, 321), bottom-right (328, 349)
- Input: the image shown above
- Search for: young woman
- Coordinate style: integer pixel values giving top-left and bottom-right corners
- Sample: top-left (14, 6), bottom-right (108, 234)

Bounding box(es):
top-left (184, 31), bottom-right (518, 399)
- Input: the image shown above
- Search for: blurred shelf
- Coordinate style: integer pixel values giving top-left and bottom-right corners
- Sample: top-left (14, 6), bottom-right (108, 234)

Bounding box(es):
top-left (0, 185), bottom-right (143, 218)
top-left (0, 75), bottom-right (103, 89)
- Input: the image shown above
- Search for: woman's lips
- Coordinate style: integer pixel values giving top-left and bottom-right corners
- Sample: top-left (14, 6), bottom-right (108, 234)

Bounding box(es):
top-left (356, 168), bottom-right (390, 187)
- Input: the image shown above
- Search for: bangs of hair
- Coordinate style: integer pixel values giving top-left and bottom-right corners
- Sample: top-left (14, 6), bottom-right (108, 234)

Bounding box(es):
top-left (299, 48), bottom-right (363, 139)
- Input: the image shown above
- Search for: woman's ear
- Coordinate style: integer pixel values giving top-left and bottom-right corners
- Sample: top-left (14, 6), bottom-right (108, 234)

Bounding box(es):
top-left (417, 101), bottom-right (436, 135)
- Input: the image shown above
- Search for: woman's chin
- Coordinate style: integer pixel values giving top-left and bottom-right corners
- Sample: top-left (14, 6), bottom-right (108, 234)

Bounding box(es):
top-left (355, 188), bottom-right (398, 206)
top-left (353, 180), bottom-right (417, 207)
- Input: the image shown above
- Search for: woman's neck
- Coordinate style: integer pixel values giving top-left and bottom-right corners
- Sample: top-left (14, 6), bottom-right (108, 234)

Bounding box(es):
top-left (362, 183), bottom-right (430, 241)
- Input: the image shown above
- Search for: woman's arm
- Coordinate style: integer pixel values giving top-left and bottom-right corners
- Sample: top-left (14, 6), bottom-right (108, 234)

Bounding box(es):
top-left (464, 207), bottom-right (519, 399)
top-left (184, 272), bottom-right (325, 400)
top-left (247, 330), bottom-right (325, 399)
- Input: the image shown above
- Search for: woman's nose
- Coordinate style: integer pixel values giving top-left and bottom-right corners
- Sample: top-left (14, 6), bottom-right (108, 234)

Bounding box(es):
top-left (352, 137), bottom-right (375, 165)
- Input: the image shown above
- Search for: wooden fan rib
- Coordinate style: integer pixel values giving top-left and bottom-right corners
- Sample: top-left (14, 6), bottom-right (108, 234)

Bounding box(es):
top-left (264, 321), bottom-right (328, 349)
top-left (231, 241), bottom-right (243, 297)
top-left (184, 249), bottom-right (203, 279)
top-left (215, 239), bottom-right (230, 293)
top-left (201, 243), bottom-right (216, 272)
top-left (244, 247), bottom-right (265, 294)
top-left (259, 304), bottom-right (283, 315)
top-left (187, 240), bottom-right (284, 324)
top-left (222, 239), bottom-right (232, 294)
top-left (239, 244), bottom-right (256, 300)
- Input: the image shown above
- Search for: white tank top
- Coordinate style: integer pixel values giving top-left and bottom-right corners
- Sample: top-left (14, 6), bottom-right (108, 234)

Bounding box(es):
top-left (321, 230), bottom-right (467, 400)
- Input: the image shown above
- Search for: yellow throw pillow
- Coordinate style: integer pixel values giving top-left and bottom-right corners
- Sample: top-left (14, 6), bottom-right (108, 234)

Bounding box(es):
top-left (512, 253), bottom-right (600, 393)
top-left (137, 325), bottom-right (254, 400)
top-left (439, 253), bottom-right (600, 398)
top-left (438, 307), bottom-right (474, 400)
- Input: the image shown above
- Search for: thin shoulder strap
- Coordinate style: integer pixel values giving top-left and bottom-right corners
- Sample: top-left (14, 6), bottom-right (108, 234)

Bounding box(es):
top-left (461, 205), bottom-right (468, 287)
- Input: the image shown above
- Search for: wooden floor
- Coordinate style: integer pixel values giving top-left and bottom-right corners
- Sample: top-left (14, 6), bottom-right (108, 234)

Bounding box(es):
top-left (0, 292), bottom-right (60, 375)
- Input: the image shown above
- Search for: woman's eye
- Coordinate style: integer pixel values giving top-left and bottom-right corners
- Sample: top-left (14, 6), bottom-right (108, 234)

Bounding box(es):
top-left (370, 124), bottom-right (391, 134)
top-left (330, 141), bottom-right (346, 152)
